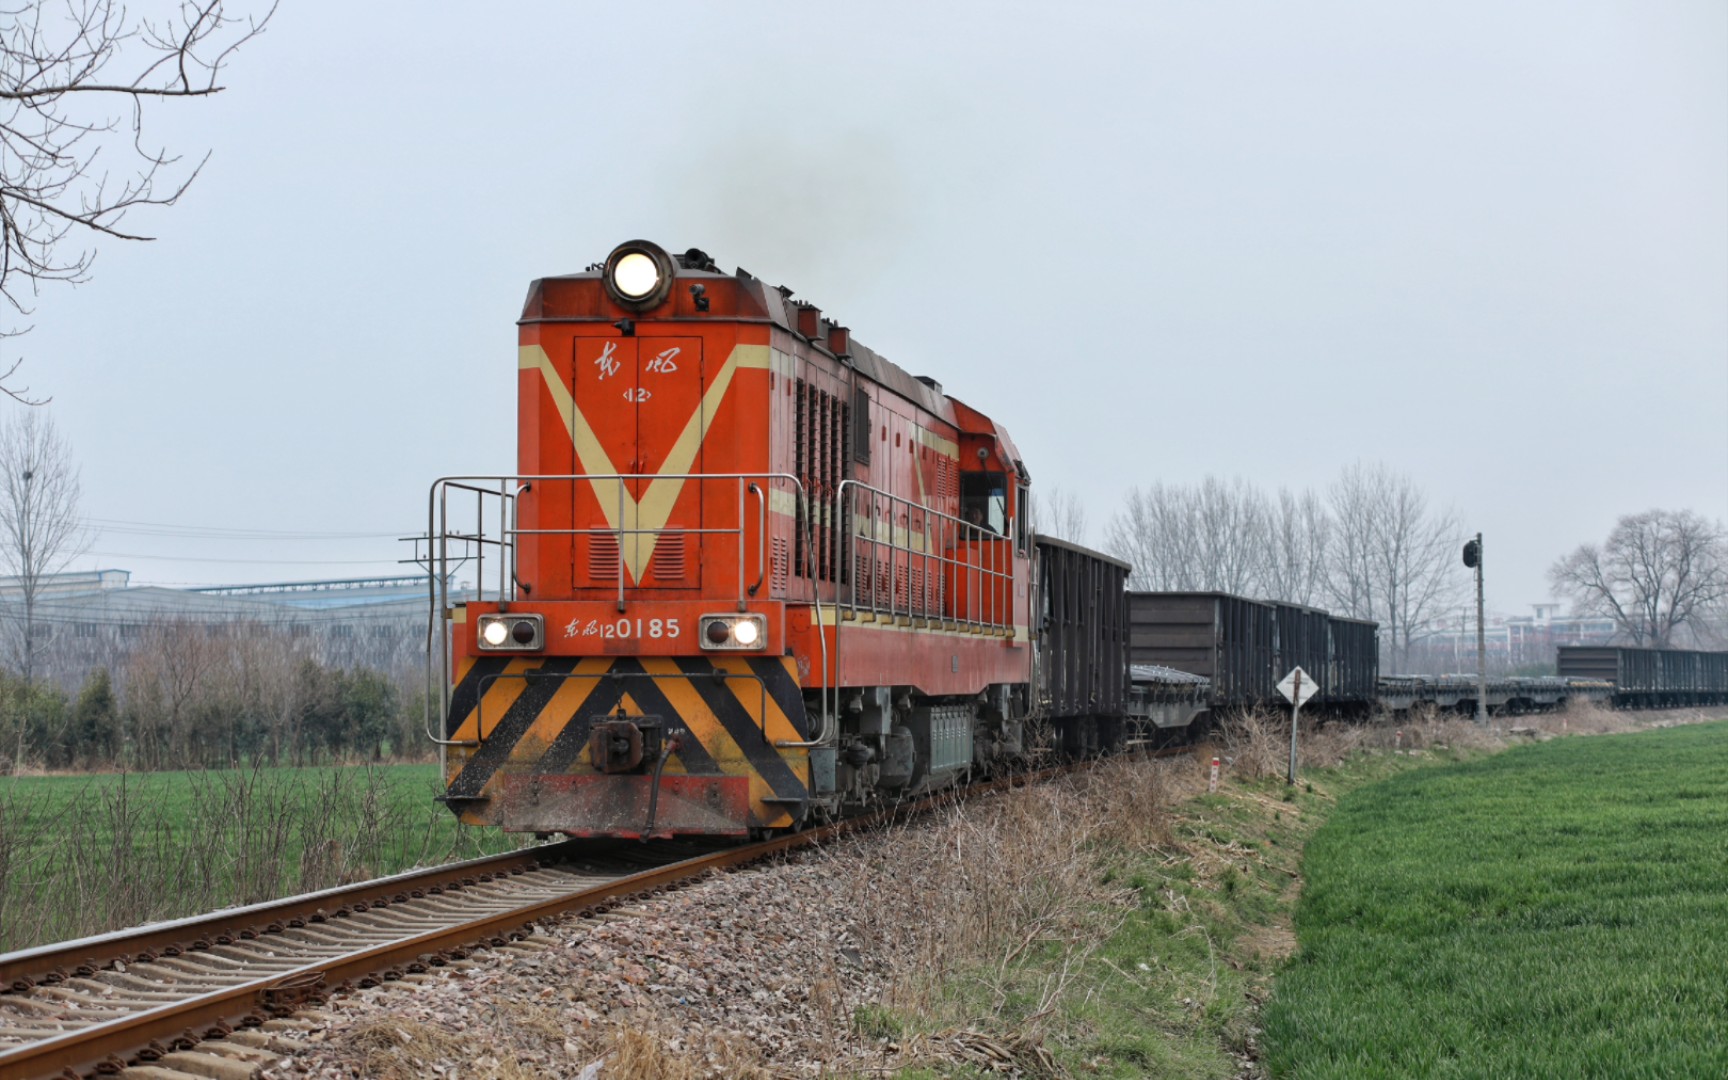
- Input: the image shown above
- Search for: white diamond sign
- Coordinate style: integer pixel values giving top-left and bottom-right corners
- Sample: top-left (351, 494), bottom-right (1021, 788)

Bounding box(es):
top-left (1277, 666), bottom-right (1318, 707)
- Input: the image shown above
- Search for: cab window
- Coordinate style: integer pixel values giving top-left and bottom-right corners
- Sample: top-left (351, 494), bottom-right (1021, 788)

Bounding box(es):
top-left (960, 471), bottom-right (1007, 535)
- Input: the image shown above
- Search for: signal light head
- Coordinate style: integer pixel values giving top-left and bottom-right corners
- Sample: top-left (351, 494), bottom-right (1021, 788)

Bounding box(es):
top-left (698, 613), bottom-right (767, 651)
top-left (476, 613), bottom-right (545, 651)
top-left (602, 240), bottom-right (674, 310)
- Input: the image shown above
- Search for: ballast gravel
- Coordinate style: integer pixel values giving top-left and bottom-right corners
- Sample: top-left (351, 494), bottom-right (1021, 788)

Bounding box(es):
top-left (255, 831), bottom-right (960, 1079)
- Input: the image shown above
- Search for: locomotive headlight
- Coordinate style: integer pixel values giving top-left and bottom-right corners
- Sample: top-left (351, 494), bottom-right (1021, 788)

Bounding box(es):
top-left (602, 240), bottom-right (674, 309)
top-left (698, 613), bottom-right (767, 651)
top-left (476, 613), bottom-right (544, 651)
top-left (611, 252), bottom-right (659, 300)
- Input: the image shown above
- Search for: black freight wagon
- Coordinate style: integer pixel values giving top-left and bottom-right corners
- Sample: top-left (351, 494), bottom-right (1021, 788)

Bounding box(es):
top-left (1557, 646), bottom-right (1728, 707)
top-left (1270, 601), bottom-right (1332, 701)
top-left (1034, 536), bottom-right (1130, 720)
top-left (1326, 615), bottom-right (1379, 708)
top-left (1127, 591), bottom-right (1277, 708)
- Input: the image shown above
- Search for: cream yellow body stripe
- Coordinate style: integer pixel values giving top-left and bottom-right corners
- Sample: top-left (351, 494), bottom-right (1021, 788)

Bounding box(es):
top-left (519, 342), bottom-right (771, 581)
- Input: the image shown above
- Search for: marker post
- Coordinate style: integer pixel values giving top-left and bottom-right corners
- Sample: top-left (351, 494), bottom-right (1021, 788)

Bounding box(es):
top-left (1277, 667), bottom-right (1317, 786)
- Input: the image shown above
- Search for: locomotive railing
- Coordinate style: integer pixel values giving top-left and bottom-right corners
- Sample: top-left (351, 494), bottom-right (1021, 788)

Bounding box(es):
top-left (834, 480), bottom-right (1015, 635)
top-left (418, 473), bottom-right (828, 751)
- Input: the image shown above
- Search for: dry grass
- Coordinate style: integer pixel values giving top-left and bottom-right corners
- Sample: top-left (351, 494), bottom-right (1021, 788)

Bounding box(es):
top-left (597, 1027), bottom-right (775, 1080)
top-left (825, 777), bottom-right (1142, 1044)
top-left (1081, 753), bottom-right (1189, 852)
top-left (0, 764), bottom-right (519, 952)
top-left (334, 1017), bottom-right (499, 1080)
top-left (327, 996), bottom-right (779, 1080)
top-left (1211, 703), bottom-right (1630, 785)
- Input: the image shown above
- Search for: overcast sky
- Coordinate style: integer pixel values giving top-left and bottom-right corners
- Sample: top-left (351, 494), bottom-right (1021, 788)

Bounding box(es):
top-left (16, 0), bottom-right (1727, 617)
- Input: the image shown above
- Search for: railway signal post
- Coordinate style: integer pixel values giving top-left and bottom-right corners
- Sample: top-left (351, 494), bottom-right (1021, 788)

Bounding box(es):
top-left (1463, 534), bottom-right (1487, 726)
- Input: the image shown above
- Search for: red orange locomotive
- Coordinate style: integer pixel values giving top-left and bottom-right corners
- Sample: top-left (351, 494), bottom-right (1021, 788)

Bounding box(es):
top-left (426, 240), bottom-right (1088, 839)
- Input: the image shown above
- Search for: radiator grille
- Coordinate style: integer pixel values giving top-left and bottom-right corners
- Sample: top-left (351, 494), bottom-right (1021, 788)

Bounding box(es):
top-left (588, 534), bottom-right (620, 581)
top-left (650, 538), bottom-right (688, 582)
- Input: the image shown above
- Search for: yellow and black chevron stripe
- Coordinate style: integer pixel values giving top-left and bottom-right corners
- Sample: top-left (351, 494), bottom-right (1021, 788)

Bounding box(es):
top-left (442, 655), bottom-right (810, 832)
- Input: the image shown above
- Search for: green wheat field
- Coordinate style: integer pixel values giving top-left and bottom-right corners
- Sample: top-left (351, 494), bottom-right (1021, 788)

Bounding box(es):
top-left (1264, 720), bottom-right (1728, 1079)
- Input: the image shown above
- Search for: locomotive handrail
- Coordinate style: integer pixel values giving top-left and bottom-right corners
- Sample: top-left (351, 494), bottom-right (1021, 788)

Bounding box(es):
top-left (422, 472), bottom-right (832, 751)
top-left (748, 482), bottom-right (766, 597)
top-left (420, 477), bottom-right (521, 748)
top-left (834, 479), bottom-right (1014, 633)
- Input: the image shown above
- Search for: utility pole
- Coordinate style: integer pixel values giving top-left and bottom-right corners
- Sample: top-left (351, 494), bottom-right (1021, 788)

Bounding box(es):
top-left (1462, 534), bottom-right (1486, 726)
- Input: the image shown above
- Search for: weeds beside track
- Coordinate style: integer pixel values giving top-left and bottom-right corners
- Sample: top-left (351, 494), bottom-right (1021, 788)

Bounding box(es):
top-left (0, 764), bottom-right (524, 952)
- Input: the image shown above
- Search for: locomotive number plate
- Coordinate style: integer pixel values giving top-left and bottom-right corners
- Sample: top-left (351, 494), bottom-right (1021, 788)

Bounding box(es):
top-left (562, 617), bottom-right (684, 641)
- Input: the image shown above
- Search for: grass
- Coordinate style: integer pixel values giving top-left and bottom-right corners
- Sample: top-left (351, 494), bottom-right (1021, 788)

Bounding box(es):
top-left (824, 706), bottom-right (1724, 1078)
top-left (822, 711), bottom-right (1482, 1078)
top-left (0, 763), bottom-right (525, 951)
top-left (1261, 719), bottom-right (1728, 1079)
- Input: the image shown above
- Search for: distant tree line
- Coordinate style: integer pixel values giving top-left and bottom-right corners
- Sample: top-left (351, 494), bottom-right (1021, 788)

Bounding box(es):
top-left (0, 617), bottom-right (427, 773)
top-left (1105, 462), bottom-right (1462, 671)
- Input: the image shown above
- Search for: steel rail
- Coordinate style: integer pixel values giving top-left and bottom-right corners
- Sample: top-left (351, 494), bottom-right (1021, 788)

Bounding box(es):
top-left (0, 840), bottom-right (621, 993)
top-left (0, 838), bottom-right (800, 1080)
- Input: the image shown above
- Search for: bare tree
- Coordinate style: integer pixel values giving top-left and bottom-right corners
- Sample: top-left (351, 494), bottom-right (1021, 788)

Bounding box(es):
top-left (1106, 476), bottom-right (1269, 594)
top-left (1324, 463), bottom-right (1380, 622)
top-left (1032, 485), bottom-right (1090, 546)
top-left (1549, 509), bottom-right (1728, 648)
top-left (1107, 482), bottom-right (1186, 591)
top-left (0, 1), bottom-right (275, 399)
top-left (0, 407), bottom-right (84, 766)
top-left (1189, 475), bottom-right (1269, 595)
top-left (1260, 487), bottom-right (1331, 606)
top-left (1325, 462), bottom-right (1461, 671)
top-left (1370, 472), bottom-right (1461, 671)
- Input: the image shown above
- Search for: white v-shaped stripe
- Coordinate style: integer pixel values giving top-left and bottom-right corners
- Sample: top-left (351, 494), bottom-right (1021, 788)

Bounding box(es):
top-left (519, 342), bottom-right (772, 583)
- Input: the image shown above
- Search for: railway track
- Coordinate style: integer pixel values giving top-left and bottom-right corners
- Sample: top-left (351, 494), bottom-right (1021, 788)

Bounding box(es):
top-left (0, 838), bottom-right (773, 1080)
top-left (0, 751), bottom-right (1185, 1080)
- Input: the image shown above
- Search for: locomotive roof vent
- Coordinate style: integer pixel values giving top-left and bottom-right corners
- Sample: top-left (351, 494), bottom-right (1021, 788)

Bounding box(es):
top-left (914, 374), bottom-right (943, 395)
top-left (795, 303), bottom-right (822, 340)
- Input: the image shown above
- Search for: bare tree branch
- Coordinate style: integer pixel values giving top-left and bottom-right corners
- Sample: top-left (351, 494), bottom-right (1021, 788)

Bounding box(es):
top-left (0, 0), bottom-right (275, 400)
top-left (1031, 485), bottom-right (1090, 548)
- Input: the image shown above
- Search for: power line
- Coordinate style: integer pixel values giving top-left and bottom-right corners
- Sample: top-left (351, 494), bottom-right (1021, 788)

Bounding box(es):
top-left (85, 551), bottom-right (407, 565)
top-left (80, 517), bottom-right (402, 542)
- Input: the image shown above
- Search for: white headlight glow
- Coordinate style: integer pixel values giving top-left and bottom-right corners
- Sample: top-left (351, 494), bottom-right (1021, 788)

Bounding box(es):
top-left (611, 252), bottom-right (660, 299)
top-left (698, 612), bottom-right (766, 650)
top-left (481, 620), bottom-right (510, 647)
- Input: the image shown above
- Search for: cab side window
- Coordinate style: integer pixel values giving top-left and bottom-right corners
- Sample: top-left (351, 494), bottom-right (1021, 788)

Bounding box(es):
top-left (960, 471), bottom-right (1007, 535)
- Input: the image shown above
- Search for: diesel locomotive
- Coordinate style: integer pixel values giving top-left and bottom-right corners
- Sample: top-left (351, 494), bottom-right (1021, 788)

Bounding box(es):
top-left (424, 240), bottom-right (1100, 840)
